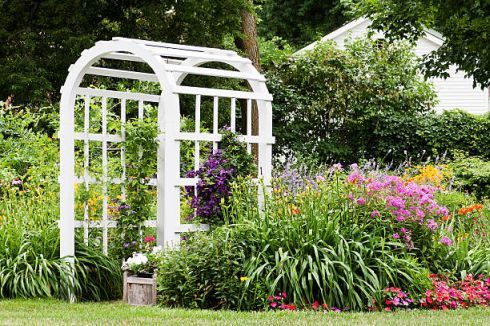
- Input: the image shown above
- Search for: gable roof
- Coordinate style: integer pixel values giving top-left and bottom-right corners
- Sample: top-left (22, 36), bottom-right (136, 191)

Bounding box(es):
top-left (296, 17), bottom-right (444, 55)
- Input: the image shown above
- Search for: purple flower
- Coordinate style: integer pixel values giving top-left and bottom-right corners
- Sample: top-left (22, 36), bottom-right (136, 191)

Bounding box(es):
top-left (392, 233), bottom-right (400, 239)
top-left (400, 228), bottom-right (408, 234)
top-left (330, 307), bottom-right (341, 313)
top-left (436, 206), bottom-right (449, 216)
top-left (386, 196), bottom-right (405, 209)
top-left (11, 179), bottom-right (22, 185)
top-left (371, 210), bottom-right (381, 217)
top-left (118, 204), bottom-right (130, 211)
top-left (123, 242), bottom-right (130, 248)
top-left (427, 219), bottom-right (438, 232)
top-left (331, 163), bottom-right (343, 171)
top-left (357, 197), bottom-right (366, 205)
top-left (439, 236), bottom-right (452, 246)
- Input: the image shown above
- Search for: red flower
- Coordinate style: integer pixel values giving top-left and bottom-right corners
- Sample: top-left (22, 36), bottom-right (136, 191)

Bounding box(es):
top-left (312, 300), bottom-right (319, 311)
top-left (144, 235), bottom-right (155, 243)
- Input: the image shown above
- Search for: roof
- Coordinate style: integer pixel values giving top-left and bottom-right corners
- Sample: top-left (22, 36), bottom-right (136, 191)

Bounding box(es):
top-left (296, 17), bottom-right (444, 55)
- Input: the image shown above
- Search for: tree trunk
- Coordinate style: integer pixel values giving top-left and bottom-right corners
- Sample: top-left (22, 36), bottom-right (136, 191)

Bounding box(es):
top-left (235, 3), bottom-right (261, 160)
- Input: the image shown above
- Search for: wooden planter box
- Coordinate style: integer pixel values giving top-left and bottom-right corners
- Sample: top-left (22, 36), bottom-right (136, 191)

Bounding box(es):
top-left (123, 271), bottom-right (157, 306)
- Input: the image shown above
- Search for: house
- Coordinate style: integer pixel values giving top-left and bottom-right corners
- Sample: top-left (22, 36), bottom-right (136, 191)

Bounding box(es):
top-left (296, 18), bottom-right (489, 114)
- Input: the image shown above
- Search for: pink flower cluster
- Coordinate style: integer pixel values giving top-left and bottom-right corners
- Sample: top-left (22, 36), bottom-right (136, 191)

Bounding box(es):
top-left (267, 292), bottom-right (295, 311)
top-left (382, 287), bottom-right (413, 311)
top-left (347, 169), bottom-right (450, 247)
top-left (420, 275), bottom-right (490, 310)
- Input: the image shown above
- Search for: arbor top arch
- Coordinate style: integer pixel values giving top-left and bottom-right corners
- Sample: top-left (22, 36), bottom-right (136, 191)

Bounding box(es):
top-left (60, 37), bottom-right (272, 101)
top-left (59, 38), bottom-right (273, 259)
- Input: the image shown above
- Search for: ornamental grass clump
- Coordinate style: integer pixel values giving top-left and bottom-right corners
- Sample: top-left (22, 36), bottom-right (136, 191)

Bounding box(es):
top-left (227, 168), bottom-right (428, 311)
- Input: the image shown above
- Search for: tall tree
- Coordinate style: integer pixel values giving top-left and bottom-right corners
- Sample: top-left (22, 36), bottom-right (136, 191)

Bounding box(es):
top-left (0, 0), bottom-right (248, 105)
top-left (258, 0), bottom-right (349, 47)
top-left (235, 1), bottom-right (261, 157)
top-left (350, 0), bottom-right (490, 88)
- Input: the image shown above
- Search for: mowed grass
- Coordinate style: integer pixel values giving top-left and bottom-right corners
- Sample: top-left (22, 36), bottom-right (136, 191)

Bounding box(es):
top-left (0, 299), bottom-right (488, 326)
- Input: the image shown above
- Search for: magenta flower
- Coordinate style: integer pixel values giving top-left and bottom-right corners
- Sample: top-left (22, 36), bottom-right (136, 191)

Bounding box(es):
top-left (357, 197), bottom-right (366, 205)
top-left (392, 233), bottom-right (400, 239)
top-left (347, 170), bottom-right (364, 184)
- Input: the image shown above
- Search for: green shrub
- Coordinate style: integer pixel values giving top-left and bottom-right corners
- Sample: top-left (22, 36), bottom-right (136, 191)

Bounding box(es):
top-left (268, 37), bottom-right (490, 165)
top-left (157, 226), bottom-right (267, 310)
top-left (448, 154), bottom-right (490, 199)
top-left (269, 38), bottom-right (437, 164)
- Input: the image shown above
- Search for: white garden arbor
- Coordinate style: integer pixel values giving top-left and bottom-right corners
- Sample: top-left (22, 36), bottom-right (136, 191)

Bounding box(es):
top-left (59, 37), bottom-right (273, 258)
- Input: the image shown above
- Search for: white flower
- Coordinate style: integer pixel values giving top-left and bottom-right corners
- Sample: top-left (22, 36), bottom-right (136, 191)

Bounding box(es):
top-left (122, 252), bottom-right (148, 271)
top-left (152, 245), bottom-right (162, 254)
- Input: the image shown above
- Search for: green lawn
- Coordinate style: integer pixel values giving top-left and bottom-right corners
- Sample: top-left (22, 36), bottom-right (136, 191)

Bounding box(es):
top-left (0, 299), bottom-right (488, 325)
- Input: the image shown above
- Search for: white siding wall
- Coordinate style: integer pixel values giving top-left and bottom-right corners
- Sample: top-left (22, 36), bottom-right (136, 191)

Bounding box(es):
top-left (331, 22), bottom-right (489, 115)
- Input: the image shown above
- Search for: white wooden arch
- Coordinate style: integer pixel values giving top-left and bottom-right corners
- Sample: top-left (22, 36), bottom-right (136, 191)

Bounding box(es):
top-left (59, 37), bottom-right (273, 258)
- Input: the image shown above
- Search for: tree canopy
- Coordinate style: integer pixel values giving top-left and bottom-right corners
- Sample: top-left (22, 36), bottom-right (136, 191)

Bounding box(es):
top-left (350, 0), bottom-right (490, 88)
top-left (0, 0), bottom-right (248, 104)
top-left (258, 0), bottom-right (348, 47)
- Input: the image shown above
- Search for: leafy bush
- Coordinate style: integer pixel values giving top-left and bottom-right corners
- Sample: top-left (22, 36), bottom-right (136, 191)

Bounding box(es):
top-left (269, 38), bottom-right (437, 164)
top-left (157, 226), bottom-right (267, 310)
top-left (268, 37), bottom-right (490, 165)
top-left (448, 154), bottom-right (490, 200)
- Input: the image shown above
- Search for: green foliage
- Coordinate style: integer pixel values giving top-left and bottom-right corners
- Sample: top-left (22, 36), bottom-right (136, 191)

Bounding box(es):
top-left (219, 130), bottom-right (257, 179)
top-left (157, 227), bottom-right (266, 310)
top-left (258, 0), bottom-right (349, 47)
top-left (349, 0), bottom-right (490, 88)
top-left (0, 105), bottom-right (58, 192)
top-left (259, 37), bottom-right (295, 70)
top-left (269, 38), bottom-right (437, 163)
top-left (449, 154), bottom-right (490, 200)
top-left (0, 190), bottom-right (121, 301)
top-left (0, 0), bottom-right (249, 104)
top-left (114, 117), bottom-right (158, 258)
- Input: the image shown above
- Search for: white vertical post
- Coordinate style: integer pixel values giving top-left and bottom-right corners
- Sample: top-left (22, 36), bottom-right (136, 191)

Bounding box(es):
top-left (101, 97), bottom-right (108, 255)
top-left (138, 100), bottom-right (144, 120)
top-left (212, 96), bottom-right (219, 150)
top-left (230, 98), bottom-right (236, 132)
top-left (258, 100), bottom-right (273, 185)
top-left (59, 91), bottom-right (76, 260)
top-left (157, 91), bottom-right (181, 247)
top-left (83, 95), bottom-right (90, 244)
top-left (193, 95), bottom-right (201, 219)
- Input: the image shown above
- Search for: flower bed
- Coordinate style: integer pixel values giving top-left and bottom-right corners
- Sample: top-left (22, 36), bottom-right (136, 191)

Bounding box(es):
top-left (156, 162), bottom-right (490, 312)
